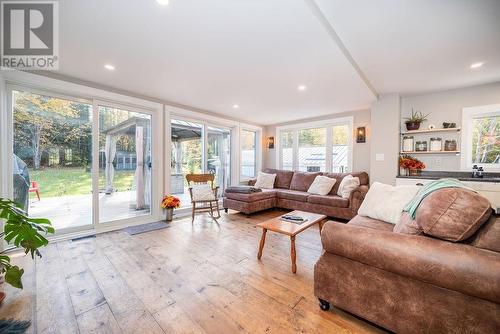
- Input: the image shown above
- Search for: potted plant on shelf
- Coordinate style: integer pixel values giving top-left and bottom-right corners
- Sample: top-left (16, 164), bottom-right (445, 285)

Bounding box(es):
top-left (0, 198), bottom-right (54, 302)
top-left (161, 195), bottom-right (181, 222)
top-left (399, 155), bottom-right (426, 176)
top-left (404, 109), bottom-right (430, 131)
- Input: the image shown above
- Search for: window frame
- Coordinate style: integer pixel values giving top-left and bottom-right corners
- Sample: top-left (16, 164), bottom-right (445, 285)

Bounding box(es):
top-left (275, 117), bottom-right (353, 172)
top-left (462, 104), bottom-right (500, 171)
top-left (240, 128), bottom-right (258, 180)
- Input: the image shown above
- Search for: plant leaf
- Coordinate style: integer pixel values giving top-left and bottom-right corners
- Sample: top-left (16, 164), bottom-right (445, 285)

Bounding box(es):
top-left (5, 266), bottom-right (24, 289)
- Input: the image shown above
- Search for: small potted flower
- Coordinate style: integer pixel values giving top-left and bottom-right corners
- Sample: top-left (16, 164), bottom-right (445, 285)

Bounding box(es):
top-left (161, 195), bottom-right (181, 222)
top-left (404, 109), bottom-right (430, 131)
top-left (399, 154), bottom-right (426, 176)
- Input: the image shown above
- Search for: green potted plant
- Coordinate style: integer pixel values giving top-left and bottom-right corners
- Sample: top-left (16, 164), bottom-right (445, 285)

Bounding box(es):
top-left (404, 109), bottom-right (430, 131)
top-left (0, 198), bottom-right (54, 299)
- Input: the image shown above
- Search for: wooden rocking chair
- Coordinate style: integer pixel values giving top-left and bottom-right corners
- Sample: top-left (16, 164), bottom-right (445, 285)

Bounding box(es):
top-left (186, 174), bottom-right (221, 223)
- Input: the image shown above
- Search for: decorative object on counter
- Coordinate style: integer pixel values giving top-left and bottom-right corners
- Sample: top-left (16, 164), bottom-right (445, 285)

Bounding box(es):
top-left (415, 140), bottom-right (428, 151)
top-left (444, 139), bottom-right (457, 151)
top-left (402, 136), bottom-right (414, 152)
top-left (472, 165), bottom-right (485, 179)
top-left (430, 137), bottom-right (442, 151)
top-left (161, 195), bottom-right (181, 221)
top-left (399, 154), bottom-right (426, 176)
top-left (442, 122), bottom-right (457, 129)
top-left (356, 127), bottom-right (366, 143)
top-left (404, 108), bottom-right (430, 131)
top-left (428, 124), bottom-right (435, 130)
top-left (267, 136), bottom-right (274, 149)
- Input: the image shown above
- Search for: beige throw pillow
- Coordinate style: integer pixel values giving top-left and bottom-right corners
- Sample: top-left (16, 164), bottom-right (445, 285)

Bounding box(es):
top-left (337, 175), bottom-right (360, 199)
top-left (307, 176), bottom-right (337, 196)
top-left (358, 182), bottom-right (420, 225)
top-left (192, 184), bottom-right (216, 201)
top-left (254, 172), bottom-right (276, 189)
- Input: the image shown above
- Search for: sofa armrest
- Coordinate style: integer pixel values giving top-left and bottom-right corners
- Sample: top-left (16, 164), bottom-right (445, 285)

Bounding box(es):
top-left (348, 185), bottom-right (369, 213)
top-left (320, 222), bottom-right (500, 304)
top-left (248, 179), bottom-right (257, 186)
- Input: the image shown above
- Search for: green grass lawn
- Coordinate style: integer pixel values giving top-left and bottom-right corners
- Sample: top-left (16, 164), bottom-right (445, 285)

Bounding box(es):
top-left (29, 167), bottom-right (135, 198)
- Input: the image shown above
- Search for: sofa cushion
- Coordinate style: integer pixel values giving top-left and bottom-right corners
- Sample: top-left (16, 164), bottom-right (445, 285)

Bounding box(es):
top-left (263, 168), bottom-right (295, 189)
top-left (276, 189), bottom-right (310, 201)
top-left (308, 195), bottom-right (349, 208)
top-left (225, 189), bottom-right (276, 202)
top-left (416, 188), bottom-right (492, 242)
top-left (289, 172), bottom-right (321, 192)
top-left (323, 172), bottom-right (369, 195)
top-left (470, 214), bottom-right (500, 252)
top-left (347, 215), bottom-right (394, 232)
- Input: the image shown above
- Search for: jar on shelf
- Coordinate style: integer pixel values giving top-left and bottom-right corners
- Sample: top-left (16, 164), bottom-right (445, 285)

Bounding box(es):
top-left (430, 137), bottom-right (442, 151)
top-left (402, 136), bottom-right (414, 152)
top-left (444, 139), bottom-right (457, 151)
top-left (415, 140), bottom-right (427, 151)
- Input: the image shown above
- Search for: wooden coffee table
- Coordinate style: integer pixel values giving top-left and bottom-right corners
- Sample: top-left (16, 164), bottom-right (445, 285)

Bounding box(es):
top-left (256, 210), bottom-right (327, 273)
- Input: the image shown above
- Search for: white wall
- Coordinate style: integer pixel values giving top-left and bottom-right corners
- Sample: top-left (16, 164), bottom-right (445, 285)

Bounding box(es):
top-left (401, 81), bottom-right (500, 171)
top-left (262, 109), bottom-right (371, 173)
top-left (370, 94), bottom-right (400, 185)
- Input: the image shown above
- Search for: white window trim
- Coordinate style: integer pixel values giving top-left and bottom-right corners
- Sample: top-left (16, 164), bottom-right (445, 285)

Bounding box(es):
top-left (275, 116), bottom-right (354, 172)
top-left (239, 125), bottom-right (262, 182)
top-left (461, 104), bottom-right (500, 171)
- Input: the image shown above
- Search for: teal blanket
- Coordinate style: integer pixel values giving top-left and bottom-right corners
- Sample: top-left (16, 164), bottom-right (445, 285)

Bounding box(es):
top-left (403, 178), bottom-right (469, 219)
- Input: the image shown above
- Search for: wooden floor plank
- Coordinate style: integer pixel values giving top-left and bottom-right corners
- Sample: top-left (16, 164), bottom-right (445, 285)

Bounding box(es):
top-left (1, 210), bottom-right (386, 334)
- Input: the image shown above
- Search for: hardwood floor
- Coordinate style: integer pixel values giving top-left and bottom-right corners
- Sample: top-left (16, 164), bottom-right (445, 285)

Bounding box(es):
top-left (0, 209), bottom-right (386, 334)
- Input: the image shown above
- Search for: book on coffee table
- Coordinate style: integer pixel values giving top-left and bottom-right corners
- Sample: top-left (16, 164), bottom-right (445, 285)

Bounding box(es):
top-left (280, 214), bottom-right (308, 224)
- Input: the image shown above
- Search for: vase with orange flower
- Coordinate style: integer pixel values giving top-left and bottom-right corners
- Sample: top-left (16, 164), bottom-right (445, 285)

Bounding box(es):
top-left (161, 195), bottom-right (181, 222)
top-left (399, 154), bottom-right (426, 176)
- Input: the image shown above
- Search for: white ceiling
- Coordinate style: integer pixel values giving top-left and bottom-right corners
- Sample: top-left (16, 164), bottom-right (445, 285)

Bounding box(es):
top-left (316, 0), bottom-right (500, 96)
top-left (58, 0), bottom-right (375, 125)
top-left (57, 0), bottom-right (500, 125)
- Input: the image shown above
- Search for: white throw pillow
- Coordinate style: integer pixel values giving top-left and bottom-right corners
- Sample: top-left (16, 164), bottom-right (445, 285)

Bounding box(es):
top-left (254, 172), bottom-right (276, 189)
top-left (192, 184), bottom-right (216, 201)
top-left (337, 175), bottom-right (360, 199)
top-left (307, 175), bottom-right (337, 196)
top-left (358, 182), bottom-right (420, 225)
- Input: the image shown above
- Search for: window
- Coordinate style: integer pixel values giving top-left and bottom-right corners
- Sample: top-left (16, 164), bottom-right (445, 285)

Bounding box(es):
top-left (277, 118), bottom-right (353, 172)
top-left (462, 104), bottom-right (500, 170)
top-left (240, 129), bottom-right (257, 179)
top-left (298, 128), bottom-right (326, 172)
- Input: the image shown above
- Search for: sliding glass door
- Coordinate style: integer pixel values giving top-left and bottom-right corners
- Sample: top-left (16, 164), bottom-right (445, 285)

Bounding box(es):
top-left (207, 126), bottom-right (231, 193)
top-left (8, 86), bottom-right (158, 234)
top-left (98, 105), bottom-right (152, 223)
top-left (11, 89), bottom-right (93, 231)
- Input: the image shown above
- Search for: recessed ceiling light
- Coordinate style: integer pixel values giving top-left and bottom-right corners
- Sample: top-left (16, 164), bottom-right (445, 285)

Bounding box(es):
top-left (297, 85), bottom-right (307, 91)
top-left (156, 0), bottom-right (169, 5)
top-left (104, 64), bottom-right (115, 71)
top-left (470, 62), bottom-right (484, 69)
top-left (233, 104), bottom-right (239, 109)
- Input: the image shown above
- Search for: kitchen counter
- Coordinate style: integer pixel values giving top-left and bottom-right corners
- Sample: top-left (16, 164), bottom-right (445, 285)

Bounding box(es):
top-left (397, 171), bottom-right (500, 183)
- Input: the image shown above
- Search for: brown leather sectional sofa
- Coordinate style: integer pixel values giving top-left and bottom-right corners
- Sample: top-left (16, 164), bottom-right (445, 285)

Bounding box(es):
top-left (223, 168), bottom-right (369, 220)
top-left (315, 194), bottom-right (500, 333)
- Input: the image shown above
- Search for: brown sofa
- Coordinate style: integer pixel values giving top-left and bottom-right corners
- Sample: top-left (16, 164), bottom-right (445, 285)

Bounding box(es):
top-left (315, 206), bottom-right (500, 333)
top-left (223, 169), bottom-right (369, 220)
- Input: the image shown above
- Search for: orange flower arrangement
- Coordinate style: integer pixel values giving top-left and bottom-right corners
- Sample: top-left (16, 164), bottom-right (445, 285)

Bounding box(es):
top-left (161, 195), bottom-right (181, 209)
top-left (399, 155), bottom-right (426, 170)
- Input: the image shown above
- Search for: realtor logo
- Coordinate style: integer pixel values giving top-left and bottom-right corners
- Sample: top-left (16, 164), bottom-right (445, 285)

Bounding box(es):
top-left (1, 0), bottom-right (59, 70)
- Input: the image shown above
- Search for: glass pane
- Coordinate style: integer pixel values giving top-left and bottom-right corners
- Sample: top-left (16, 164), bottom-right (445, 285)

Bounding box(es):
top-left (472, 115), bottom-right (500, 165)
top-left (99, 106), bottom-right (152, 222)
top-left (298, 128), bottom-right (326, 172)
top-left (241, 130), bottom-right (256, 179)
top-left (280, 130), bottom-right (293, 170)
top-left (12, 90), bottom-right (93, 230)
top-left (207, 126), bottom-right (231, 194)
top-left (170, 119), bottom-right (203, 208)
top-left (332, 124), bottom-right (349, 173)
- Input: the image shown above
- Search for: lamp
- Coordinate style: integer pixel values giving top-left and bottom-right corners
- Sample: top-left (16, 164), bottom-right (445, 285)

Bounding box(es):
top-left (356, 127), bottom-right (366, 143)
top-left (267, 136), bottom-right (275, 149)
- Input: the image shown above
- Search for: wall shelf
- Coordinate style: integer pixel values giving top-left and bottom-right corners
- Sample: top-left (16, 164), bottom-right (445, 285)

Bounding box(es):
top-left (401, 127), bottom-right (461, 135)
top-left (400, 151), bottom-right (460, 155)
